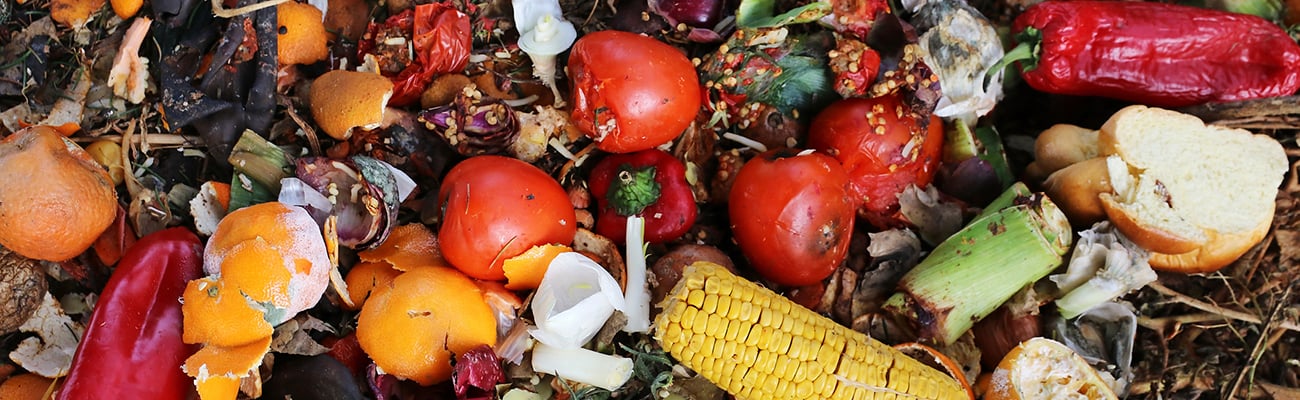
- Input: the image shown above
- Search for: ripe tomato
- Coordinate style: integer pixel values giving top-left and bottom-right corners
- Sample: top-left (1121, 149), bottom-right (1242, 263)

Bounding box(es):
top-left (729, 149), bottom-right (856, 287)
top-left (807, 94), bottom-right (944, 230)
top-left (438, 155), bottom-right (576, 281)
top-left (568, 30), bottom-right (702, 153)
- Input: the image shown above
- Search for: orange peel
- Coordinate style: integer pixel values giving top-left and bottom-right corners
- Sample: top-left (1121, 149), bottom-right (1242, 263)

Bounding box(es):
top-left (203, 202), bottom-right (331, 320)
top-left (0, 374), bottom-right (56, 400)
top-left (182, 202), bottom-right (331, 400)
top-left (309, 70), bottom-right (393, 140)
top-left (502, 244), bottom-right (571, 290)
top-left (182, 336), bottom-right (273, 400)
top-left (49, 0), bottom-right (107, 28)
top-left (110, 0), bottom-right (143, 18)
top-left (277, 2), bottom-right (329, 65)
top-left (181, 277), bottom-right (274, 347)
top-left (357, 223), bottom-right (447, 271)
top-left (342, 261), bottom-right (402, 310)
top-left (356, 267), bottom-right (497, 385)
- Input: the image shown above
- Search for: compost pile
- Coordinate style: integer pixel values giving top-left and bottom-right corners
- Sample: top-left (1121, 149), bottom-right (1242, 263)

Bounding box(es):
top-left (1, 0), bottom-right (1299, 398)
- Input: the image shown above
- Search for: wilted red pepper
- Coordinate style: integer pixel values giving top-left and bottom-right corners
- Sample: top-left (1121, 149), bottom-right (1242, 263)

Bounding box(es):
top-left (589, 149), bottom-right (697, 243)
top-left (58, 227), bottom-right (204, 400)
top-left (998, 1), bottom-right (1300, 108)
top-left (359, 2), bottom-right (472, 106)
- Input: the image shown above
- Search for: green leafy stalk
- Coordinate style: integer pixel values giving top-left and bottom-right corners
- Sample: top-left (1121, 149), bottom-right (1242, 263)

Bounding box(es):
top-left (736, 0), bottom-right (832, 28)
top-left (227, 130), bottom-right (294, 211)
top-left (228, 130), bottom-right (295, 191)
top-left (883, 187), bottom-right (1072, 345)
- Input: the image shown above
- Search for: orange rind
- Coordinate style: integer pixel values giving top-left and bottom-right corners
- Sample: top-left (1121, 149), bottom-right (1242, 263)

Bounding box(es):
top-left (183, 201), bottom-right (331, 399)
top-left (277, 2), bottom-right (329, 66)
top-left (181, 277), bottom-right (274, 348)
top-left (894, 342), bottom-right (976, 400)
top-left (0, 374), bottom-right (56, 400)
top-left (985, 337), bottom-right (1117, 400)
top-left (502, 244), bottom-right (571, 290)
top-left (356, 267), bottom-right (497, 385)
top-left (203, 202), bottom-right (332, 320)
top-left (342, 261), bottom-right (402, 310)
top-left (357, 223), bottom-right (447, 271)
top-left (309, 70), bottom-right (393, 140)
top-left (110, 0), bottom-right (143, 19)
top-left (182, 336), bottom-right (273, 400)
top-left (0, 125), bottom-right (117, 262)
top-left (49, 0), bottom-right (107, 28)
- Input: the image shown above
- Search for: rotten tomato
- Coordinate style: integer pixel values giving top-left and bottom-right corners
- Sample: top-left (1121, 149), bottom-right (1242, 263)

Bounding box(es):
top-left (807, 93), bottom-right (944, 230)
top-left (568, 30), bottom-right (702, 153)
top-left (729, 148), bottom-right (856, 287)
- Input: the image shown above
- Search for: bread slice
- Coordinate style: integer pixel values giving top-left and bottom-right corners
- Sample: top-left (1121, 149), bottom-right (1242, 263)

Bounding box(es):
top-left (1095, 105), bottom-right (1286, 265)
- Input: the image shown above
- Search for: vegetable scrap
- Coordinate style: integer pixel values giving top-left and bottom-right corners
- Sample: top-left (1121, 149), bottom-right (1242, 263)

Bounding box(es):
top-left (2, 0), bottom-right (1300, 398)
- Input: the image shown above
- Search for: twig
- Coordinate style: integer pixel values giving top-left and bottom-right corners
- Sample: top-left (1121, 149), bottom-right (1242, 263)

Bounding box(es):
top-left (277, 94), bottom-right (321, 156)
top-left (1227, 286), bottom-right (1291, 397)
top-left (70, 134), bottom-right (201, 145)
top-left (1146, 282), bottom-right (1300, 333)
top-left (211, 0), bottom-right (288, 18)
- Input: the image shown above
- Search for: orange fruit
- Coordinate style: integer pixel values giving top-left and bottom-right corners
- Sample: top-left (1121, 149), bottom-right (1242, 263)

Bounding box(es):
top-left (985, 337), bottom-right (1117, 400)
top-left (343, 261), bottom-right (402, 310)
top-left (357, 223), bottom-right (447, 271)
top-left (501, 244), bottom-right (571, 290)
top-left (356, 267), bottom-right (497, 385)
top-left (0, 125), bottom-right (117, 261)
top-left (277, 2), bottom-right (328, 65)
top-left (0, 374), bottom-right (55, 400)
top-left (203, 201), bottom-right (332, 321)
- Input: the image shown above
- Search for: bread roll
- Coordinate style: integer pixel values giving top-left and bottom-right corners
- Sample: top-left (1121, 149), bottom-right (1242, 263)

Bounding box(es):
top-left (1042, 157), bottom-right (1111, 226)
top-left (1037, 105), bottom-right (1286, 273)
top-left (1033, 124), bottom-right (1100, 178)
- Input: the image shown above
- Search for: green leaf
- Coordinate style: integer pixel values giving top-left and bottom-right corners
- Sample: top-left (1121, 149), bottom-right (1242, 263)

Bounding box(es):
top-left (737, 0), bottom-right (832, 28)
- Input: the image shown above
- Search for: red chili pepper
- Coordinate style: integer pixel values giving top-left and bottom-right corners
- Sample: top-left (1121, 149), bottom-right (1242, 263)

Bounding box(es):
top-left (359, 2), bottom-right (471, 106)
top-left (589, 149), bottom-right (697, 243)
top-left (58, 227), bottom-right (204, 400)
top-left (997, 1), bottom-right (1300, 108)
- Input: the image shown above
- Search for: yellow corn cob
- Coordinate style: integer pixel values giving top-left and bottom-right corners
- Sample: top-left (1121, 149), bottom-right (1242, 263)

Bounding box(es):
top-left (654, 262), bottom-right (969, 400)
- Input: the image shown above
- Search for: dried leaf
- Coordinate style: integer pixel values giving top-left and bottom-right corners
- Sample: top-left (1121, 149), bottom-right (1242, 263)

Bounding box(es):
top-left (269, 316), bottom-right (334, 356)
top-left (9, 293), bottom-right (85, 378)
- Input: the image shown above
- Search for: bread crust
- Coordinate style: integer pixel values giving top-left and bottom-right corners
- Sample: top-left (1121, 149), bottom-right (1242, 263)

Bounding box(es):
top-left (1150, 209), bottom-right (1273, 273)
top-left (1042, 157), bottom-right (1110, 227)
top-left (1098, 193), bottom-right (1204, 254)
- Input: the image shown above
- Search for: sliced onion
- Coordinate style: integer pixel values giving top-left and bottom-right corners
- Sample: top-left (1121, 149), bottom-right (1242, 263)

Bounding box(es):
top-left (279, 177), bottom-right (334, 225)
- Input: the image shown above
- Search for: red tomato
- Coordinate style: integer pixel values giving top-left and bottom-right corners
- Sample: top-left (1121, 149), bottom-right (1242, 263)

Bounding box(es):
top-left (568, 30), bottom-right (702, 153)
top-left (439, 155), bottom-right (577, 281)
top-left (807, 94), bottom-right (944, 230)
top-left (729, 149), bottom-right (856, 287)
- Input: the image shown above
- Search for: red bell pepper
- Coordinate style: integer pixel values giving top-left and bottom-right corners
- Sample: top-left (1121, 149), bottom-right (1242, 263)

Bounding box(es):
top-left (58, 227), bottom-right (204, 400)
top-left (997, 1), bottom-right (1300, 108)
top-left (589, 149), bottom-right (697, 243)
